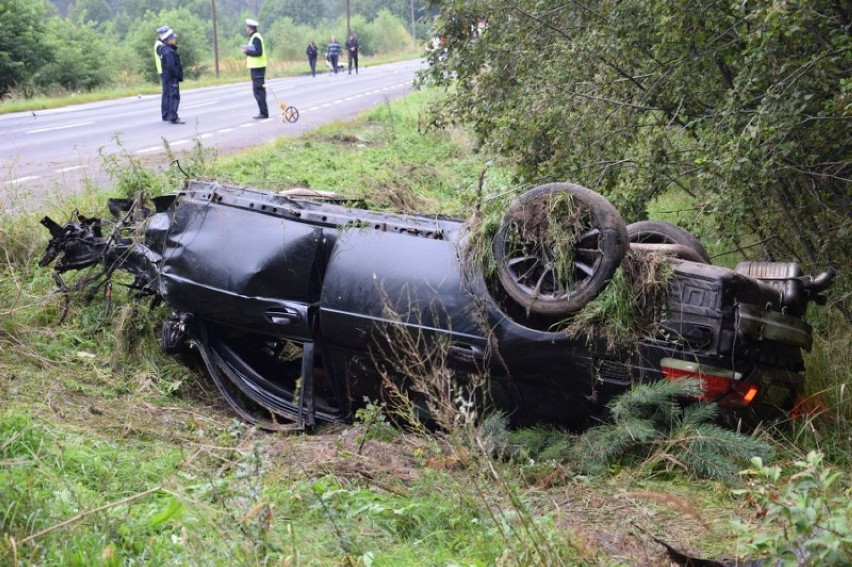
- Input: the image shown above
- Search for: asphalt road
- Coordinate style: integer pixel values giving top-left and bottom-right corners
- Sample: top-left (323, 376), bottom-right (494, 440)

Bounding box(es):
top-left (0, 59), bottom-right (422, 212)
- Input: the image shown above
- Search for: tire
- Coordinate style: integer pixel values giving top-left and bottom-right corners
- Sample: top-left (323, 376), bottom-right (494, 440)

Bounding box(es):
top-left (160, 317), bottom-right (187, 354)
top-left (626, 221), bottom-right (711, 263)
top-left (493, 183), bottom-right (628, 316)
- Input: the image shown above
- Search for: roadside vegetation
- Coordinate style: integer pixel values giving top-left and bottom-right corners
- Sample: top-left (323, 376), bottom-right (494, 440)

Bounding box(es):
top-left (2, 90), bottom-right (850, 565)
top-left (422, 0), bottom-right (851, 321)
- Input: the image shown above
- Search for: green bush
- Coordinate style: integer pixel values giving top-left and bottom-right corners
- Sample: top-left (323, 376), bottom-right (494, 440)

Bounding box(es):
top-left (69, 0), bottom-right (112, 24)
top-left (267, 17), bottom-right (322, 62)
top-left (0, 0), bottom-right (52, 96)
top-left (34, 18), bottom-right (112, 92)
top-left (733, 451), bottom-right (852, 565)
top-left (362, 10), bottom-right (415, 55)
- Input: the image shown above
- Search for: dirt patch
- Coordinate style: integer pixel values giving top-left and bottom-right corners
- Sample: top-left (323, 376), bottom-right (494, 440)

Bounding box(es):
top-left (621, 248), bottom-right (672, 327)
top-left (264, 426), bottom-right (422, 486)
top-left (363, 179), bottom-right (434, 212)
top-left (321, 133), bottom-right (367, 145)
top-left (540, 483), bottom-right (733, 565)
top-left (505, 193), bottom-right (587, 290)
top-left (509, 192), bottom-right (582, 247)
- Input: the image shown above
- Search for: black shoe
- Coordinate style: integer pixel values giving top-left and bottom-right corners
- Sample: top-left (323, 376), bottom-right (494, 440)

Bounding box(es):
top-left (253, 114), bottom-right (269, 119)
top-left (170, 119), bottom-right (185, 124)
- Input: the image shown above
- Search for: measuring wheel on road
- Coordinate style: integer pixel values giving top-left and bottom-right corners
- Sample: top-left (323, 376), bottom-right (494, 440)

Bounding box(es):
top-left (279, 103), bottom-right (299, 123)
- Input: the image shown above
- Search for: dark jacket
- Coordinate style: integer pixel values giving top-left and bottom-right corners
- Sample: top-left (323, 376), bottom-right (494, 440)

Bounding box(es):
top-left (346, 37), bottom-right (358, 53)
top-left (159, 43), bottom-right (183, 83)
top-left (250, 34), bottom-right (263, 57)
top-left (306, 44), bottom-right (318, 60)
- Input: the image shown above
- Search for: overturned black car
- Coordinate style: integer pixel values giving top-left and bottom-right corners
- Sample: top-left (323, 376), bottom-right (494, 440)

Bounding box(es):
top-left (39, 181), bottom-right (836, 431)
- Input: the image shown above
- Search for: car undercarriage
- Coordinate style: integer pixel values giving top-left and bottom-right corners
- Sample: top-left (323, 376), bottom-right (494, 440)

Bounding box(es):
top-left (39, 180), bottom-right (836, 431)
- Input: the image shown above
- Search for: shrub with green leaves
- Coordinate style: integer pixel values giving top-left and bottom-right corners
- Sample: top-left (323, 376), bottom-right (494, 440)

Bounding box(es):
top-left (354, 398), bottom-right (398, 444)
top-left (34, 18), bottom-right (112, 92)
top-left (733, 451), bottom-right (852, 565)
top-left (0, 0), bottom-right (51, 96)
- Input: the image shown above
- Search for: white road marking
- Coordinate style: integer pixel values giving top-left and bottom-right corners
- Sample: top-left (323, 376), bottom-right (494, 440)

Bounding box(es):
top-left (136, 147), bottom-right (160, 154)
top-left (217, 128), bottom-right (236, 133)
top-left (239, 123), bottom-right (255, 128)
top-left (307, 106), bottom-right (320, 111)
top-left (184, 101), bottom-right (220, 109)
top-left (57, 165), bottom-right (87, 173)
top-left (171, 139), bottom-right (190, 146)
top-left (266, 83), bottom-right (294, 92)
top-left (197, 133), bottom-right (213, 140)
top-left (6, 175), bottom-right (40, 184)
top-left (321, 103), bottom-right (332, 108)
top-left (26, 121), bottom-right (95, 134)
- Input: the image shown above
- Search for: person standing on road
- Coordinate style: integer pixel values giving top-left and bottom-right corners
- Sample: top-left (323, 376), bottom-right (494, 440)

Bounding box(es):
top-left (346, 33), bottom-right (359, 75)
top-left (242, 19), bottom-right (268, 119)
top-left (154, 25), bottom-right (170, 121)
top-left (326, 36), bottom-right (341, 74)
top-left (158, 29), bottom-right (184, 124)
top-left (306, 40), bottom-right (318, 77)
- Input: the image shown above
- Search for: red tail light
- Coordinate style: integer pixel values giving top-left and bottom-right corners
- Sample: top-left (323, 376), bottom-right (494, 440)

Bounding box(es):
top-left (660, 358), bottom-right (758, 408)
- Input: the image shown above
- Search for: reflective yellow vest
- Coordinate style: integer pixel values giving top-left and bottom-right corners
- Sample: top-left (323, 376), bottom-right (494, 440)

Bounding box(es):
top-left (154, 40), bottom-right (163, 74)
top-left (246, 32), bottom-right (268, 69)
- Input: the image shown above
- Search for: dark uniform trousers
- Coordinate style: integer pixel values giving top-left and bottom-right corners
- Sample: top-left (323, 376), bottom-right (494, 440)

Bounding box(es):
top-left (251, 67), bottom-right (268, 117)
top-left (160, 74), bottom-right (168, 120)
top-left (165, 80), bottom-right (181, 122)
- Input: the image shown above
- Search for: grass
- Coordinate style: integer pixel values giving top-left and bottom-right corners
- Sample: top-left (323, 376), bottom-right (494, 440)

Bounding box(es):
top-left (210, 91), bottom-right (512, 216)
top-left (1, 88), bottom-right (850, 565)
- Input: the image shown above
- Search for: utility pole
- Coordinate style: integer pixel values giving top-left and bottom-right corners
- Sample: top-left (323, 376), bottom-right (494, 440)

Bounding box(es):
top-left (346, 0), bottom-right (351, 37)
top-left (410, 0), bottom-right (416, 42)
top-left (211, 0), bottom-right (219, 77)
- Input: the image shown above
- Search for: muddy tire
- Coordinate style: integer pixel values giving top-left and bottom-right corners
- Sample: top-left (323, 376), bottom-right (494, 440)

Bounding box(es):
top-left (160, 317), bottom-right (188, 354)
top-left (626, 221), bottom-right (711, 263)
top-left (493, 183), bottom-right (628, 317)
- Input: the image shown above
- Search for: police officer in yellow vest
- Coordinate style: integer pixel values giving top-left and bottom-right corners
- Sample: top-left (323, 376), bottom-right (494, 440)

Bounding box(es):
top-left (242, 19), bottom-right (268, 119)
top-left (155, 25), bottom-right (170, 121)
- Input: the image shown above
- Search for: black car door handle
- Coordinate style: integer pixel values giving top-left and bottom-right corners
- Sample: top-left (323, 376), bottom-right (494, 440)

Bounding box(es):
top-left (265, 307), bottom-right (301, 326)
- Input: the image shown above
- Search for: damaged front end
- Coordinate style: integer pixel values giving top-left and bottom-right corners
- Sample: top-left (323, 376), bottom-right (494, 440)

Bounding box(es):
top-left (39, 198), bottom-right (163, 321)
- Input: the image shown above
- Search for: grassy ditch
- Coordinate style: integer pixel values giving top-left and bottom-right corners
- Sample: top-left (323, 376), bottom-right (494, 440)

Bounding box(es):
top-left (1, 90), bottom-right (850, 565)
